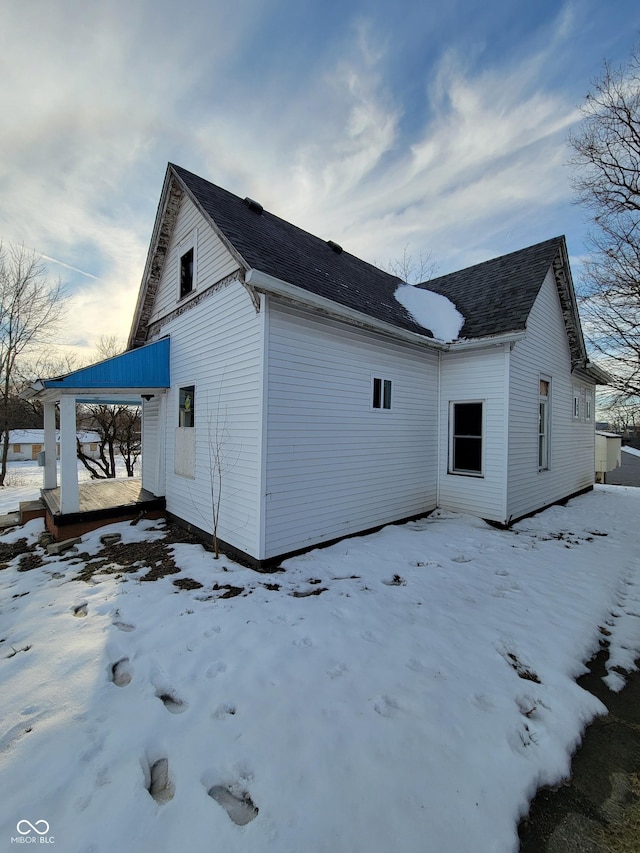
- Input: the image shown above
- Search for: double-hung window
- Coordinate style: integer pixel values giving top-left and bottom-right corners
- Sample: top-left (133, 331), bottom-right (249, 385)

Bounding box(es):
top-left (539, 378), bottom-right (550, 470)
top-left (450, 402), bottom-right (483, 475)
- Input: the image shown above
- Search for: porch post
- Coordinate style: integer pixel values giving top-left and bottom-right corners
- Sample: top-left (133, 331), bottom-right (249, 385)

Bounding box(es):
top-left (43, 402), bottom-right (58, 489)
top-left (59, 395), bottom-right (79, 514)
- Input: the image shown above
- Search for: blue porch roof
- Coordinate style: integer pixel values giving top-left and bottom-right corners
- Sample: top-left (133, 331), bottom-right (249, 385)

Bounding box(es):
top-left (25, 338), bottom-right (170, 401)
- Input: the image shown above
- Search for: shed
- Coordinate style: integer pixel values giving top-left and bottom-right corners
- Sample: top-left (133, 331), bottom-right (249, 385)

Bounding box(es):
top-left (595, 431), bottom-right (622, 483)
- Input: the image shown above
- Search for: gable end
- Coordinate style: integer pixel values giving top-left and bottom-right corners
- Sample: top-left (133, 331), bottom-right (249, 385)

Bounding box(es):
top-left (129, 176), bottom-right (184, 349)
top-left (550, 248), bottom-right (587, 370)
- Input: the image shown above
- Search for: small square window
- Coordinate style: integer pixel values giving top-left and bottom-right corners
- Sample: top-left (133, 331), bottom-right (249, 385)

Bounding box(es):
top-left (12, 444), bottom-right (20, 453)
top-left (372, 377), bottom-right (392, 410)
top-left (180, 248), bottom-right (194, 299)
top-left (179, 385), bottom-right (195, 427)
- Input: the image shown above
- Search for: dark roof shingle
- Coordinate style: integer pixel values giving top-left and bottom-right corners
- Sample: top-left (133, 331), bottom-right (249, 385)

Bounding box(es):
top-left (423, 237), bottom-right (564, 339)
top-left (170, 164), bottom-right (563, 342)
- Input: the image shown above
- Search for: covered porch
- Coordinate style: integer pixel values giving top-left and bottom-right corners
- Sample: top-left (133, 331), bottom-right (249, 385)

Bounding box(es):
top-left (40, 478), bottom-right (166, 540)
top-left (21, 338), bottom-right (170, 540)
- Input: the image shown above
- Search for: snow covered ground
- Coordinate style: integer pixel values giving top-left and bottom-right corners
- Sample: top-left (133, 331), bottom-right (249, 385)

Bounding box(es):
top-left (0, 482), bottom-right (639, 853)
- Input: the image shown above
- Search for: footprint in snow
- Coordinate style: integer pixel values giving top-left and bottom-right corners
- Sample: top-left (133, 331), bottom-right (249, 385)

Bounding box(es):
top-left (373, 695), bottom-right (400, 718)
top-left (112, 620), bottom-right (135, 632)
top-left (110, 658), bottom-right (133, 687)
top-left (207, 784), bottom-right (259, 825)
top-left (361, 630), bottom-right (379, 643)
top-left (406, 658), bottom-right (427, 673)
top-left (212, 703), bottom-right (237, 719)
top-left (327, 663), bottom-right (348, 679)
top-left (293, 636), bottom-right (313, 648)
top-left (471, 693), bottom-right (494, 712)
top-left (155, 688), bottom-right (188, 714)
top-left (147, 757), bottom-right (175, 804)
top-left (73, 602), bottom-right (88, 617)
top-left (206, 661), bottom-right (228, 679)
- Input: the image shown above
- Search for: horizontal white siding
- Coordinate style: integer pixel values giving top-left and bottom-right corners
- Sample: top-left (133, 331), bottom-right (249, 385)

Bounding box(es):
top-left (141, 396), bottom-right (160, 495)
top-left (264, 302), bottom-right (438, 559)
top-left (507, 270), bottom-right (595, 520)
top-left (438, 346), bottom-right (509, 522)
top-left (150, 194), bottom-right (239, 324)
top-left (156, 280), bottom-right (263, 558)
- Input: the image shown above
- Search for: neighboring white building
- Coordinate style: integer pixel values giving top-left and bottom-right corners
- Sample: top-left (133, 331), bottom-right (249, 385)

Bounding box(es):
top-left (25, 164), bottom-right (608, 564)
top-left (2, 429), bottom-right (101, 462)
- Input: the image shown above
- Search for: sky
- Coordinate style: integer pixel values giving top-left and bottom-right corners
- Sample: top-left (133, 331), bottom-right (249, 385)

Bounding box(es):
top-left (0, 0), bottom-right (639, 360)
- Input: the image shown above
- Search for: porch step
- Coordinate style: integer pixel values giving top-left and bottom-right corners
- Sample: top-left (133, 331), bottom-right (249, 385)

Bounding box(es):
top-left (19, 499), bottom-right (46, 524)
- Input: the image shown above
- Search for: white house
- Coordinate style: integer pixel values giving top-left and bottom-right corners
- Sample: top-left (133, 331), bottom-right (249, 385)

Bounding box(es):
top-left (2, 429), bottom-right (101, 462)
top-left (24, 164), bottom-right (607, 564)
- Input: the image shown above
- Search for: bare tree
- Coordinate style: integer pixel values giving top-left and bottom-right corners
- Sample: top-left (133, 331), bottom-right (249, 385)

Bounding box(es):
top-left (76, 403), bottom-right (141, 479)
top-left (0, 243), bottom-right (66, 485)
top-left (381, 246), bottom-right (439, 284)
top-left (569, 46), bottom-right (640, 399)
top-left (76, 335), bottom-right (141, 478)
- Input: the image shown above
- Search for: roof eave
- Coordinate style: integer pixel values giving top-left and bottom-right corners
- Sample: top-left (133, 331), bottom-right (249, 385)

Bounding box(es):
top-left (245, 268), bottom-right (447, 350)
top-left (447, 331), bottom-right (526, 351)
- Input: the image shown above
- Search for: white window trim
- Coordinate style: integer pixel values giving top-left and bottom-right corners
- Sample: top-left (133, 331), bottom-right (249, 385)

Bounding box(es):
top-left (448, 400), bottom-right (484, 477)
top-left (370, 375), bottom-right (393, 412)
top-left (586, 392), bottom-right (593, 421)
top-left (178, 383), bottom-right (196, 429)
top-left (572, 386), bottom-right (581, 421)
top-left (177, 229), bottom-right (198, 301)
top-left (539, 375), bottom-right (551, 472)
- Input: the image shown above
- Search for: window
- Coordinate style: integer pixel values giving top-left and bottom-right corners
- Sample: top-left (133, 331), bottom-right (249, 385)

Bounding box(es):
top-left (179, 385), bottom-right (195, 427)
top-left (12, 444), bottom-right (20, 453)
top-left (539, 378), bottom-right (550, 470)
top-left (572, 389), bottom-right (580, 420)
top-left (89, 443), bottom-right (98, 451)
top-left (450, 402), bottom-right (483, 475)
top-left (586, 393), bottom-right (592, 421)
top-left (180, 247), bottom-right (194, 299)
top-left (372, 377), bottom-right (392, 410)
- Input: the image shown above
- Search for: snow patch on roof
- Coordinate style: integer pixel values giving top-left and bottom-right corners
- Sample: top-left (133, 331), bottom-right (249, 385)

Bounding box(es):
top-left (394, 284), bottom-right (464, 342)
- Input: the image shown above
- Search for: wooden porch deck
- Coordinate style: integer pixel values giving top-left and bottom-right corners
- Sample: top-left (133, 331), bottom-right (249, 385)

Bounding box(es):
top-left (41, 478), bottom-right (166, 540)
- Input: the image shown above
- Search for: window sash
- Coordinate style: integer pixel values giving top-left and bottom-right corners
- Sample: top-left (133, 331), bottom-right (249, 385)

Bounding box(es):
top-left (451, 402), bottom-right (483, 474)
top-left (538, 377), bottom-right (550, 470)
top-left (180, 248), bottom-right (194, 299)
top-left (372, 377), bottom-right (392, 410)
top-left (179, 385), bottom-right (195, 428)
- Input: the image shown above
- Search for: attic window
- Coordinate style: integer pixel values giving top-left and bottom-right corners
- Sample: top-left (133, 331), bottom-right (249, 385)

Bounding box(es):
top-left (244, 197), bottom-right (263, 215)
top-left (180, 247), bottom-right (194, 299)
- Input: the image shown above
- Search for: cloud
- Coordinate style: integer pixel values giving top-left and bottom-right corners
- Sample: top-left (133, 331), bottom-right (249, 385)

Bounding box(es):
top-left (0, 1), bottom-right (611, 360)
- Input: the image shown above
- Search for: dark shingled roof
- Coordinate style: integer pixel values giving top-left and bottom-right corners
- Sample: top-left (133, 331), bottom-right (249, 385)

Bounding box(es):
top-left (171, 165), bottom-right (428, 337)
top-left (170, 165), bottom-right (564, 343)
top-left (423, 237), bottom-right (565, 339)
